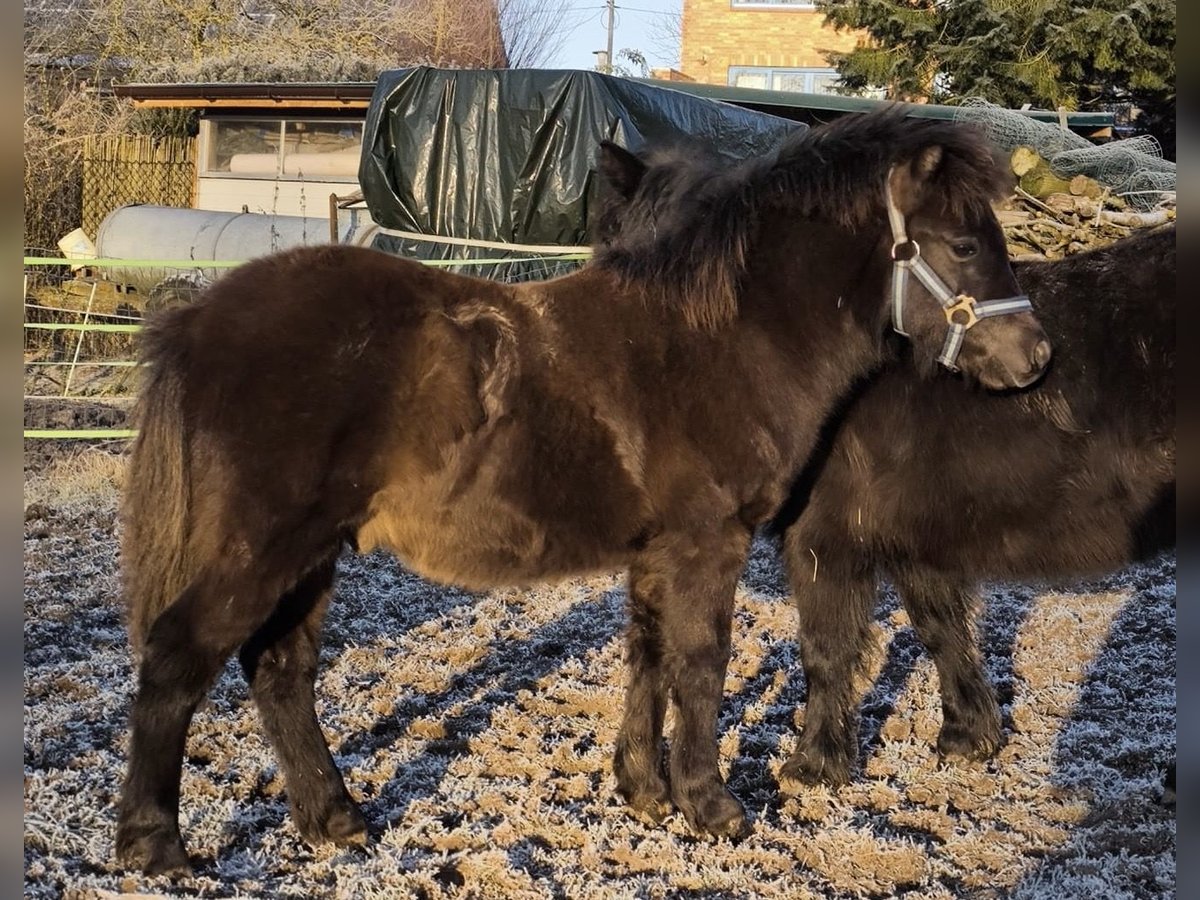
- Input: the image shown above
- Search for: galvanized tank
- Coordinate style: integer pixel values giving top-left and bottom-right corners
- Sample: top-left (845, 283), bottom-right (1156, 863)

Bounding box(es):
top-left (94, 204), bottom-right (375, 294)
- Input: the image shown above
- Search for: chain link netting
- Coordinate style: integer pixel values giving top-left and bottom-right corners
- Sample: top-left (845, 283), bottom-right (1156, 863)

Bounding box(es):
top-left (955, 98), bottom-right (1176, 210)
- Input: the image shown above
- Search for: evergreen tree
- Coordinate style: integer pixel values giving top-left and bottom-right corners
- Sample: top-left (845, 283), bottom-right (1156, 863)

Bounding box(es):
top-left (816, 0), bottom-right (1175, 156)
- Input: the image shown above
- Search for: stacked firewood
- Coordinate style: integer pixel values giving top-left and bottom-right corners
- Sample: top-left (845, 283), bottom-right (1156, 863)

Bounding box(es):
top-left (998, 145), bottom-right (1175, 260)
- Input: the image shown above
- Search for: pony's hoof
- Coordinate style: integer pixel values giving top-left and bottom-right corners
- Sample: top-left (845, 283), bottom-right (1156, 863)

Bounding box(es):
top-left (937, 721), bottom-right (1002, 762)
top-left (327, 807), bottom-right (369, 847)
top-left (295, 799), bottom-right (368, 848)
top-left (115, 825), bottom-right (193, 878)
top-left (623, 790), bottom-right (674, 826)
top-left (676, 786), bottom-right (749, 841)
top-left (778, 749), bottom-right (851, 791)
top-left (614, 744), bottom-right (673, 826)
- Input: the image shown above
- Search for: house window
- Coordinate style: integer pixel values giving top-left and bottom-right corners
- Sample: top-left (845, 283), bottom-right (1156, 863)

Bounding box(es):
top-left (728, 67), bottom-right (840, 94)
top-left (730, 1), bottom-right (817, 8)
top-left (200, 118), bottom-right (363, 181)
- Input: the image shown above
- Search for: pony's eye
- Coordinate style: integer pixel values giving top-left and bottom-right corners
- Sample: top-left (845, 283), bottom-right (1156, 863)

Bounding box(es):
top-left (951, 241), bottom-right (979, 259)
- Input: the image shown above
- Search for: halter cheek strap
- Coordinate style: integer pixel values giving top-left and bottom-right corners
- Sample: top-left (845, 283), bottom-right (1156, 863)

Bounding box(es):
top-left (884, 172), bottom-right (1033, 370)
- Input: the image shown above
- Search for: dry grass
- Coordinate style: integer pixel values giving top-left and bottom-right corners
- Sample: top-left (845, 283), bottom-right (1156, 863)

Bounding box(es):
top-left (23, 463), bottom-right (1175, 899)
top-left (23, 449), bottom-right (127, 522)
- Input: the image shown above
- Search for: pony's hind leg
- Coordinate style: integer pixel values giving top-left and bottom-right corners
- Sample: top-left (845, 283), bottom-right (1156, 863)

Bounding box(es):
top-left (613, 567), bottom-right (671, 824)
top-left (892, 567), bottom-right (1001, 761)
top-left (778, 537), bottom-right (876, 789)
top-left (238, 554), bottom-right (367, 848)
top-left (116, 564), bottom-right (288, 876)
top-left (620, 523), bottom-right (752, 840)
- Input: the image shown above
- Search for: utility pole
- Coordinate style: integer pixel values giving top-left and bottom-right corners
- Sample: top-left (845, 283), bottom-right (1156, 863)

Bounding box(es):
top-left (605, 0), bottom-right (615, 74)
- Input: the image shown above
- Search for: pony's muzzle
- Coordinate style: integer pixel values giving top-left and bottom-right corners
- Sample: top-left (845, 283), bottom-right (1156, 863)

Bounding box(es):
top-left (962, 314), bottom-right (1052, 390)
top-left (1008, 325), bottom-right (1053, 388)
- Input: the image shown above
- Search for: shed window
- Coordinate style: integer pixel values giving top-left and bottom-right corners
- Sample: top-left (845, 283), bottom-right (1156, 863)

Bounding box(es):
top-left (201, 118), bottom-right (363, 181)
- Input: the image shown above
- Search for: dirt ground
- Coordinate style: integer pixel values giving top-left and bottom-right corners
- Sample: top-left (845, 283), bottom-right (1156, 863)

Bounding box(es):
top-left (23, 449), bottom-right (1175, 899)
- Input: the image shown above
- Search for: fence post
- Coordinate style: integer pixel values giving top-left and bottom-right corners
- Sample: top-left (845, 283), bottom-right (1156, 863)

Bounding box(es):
top-left (62, 280), bottom-right (98, 398)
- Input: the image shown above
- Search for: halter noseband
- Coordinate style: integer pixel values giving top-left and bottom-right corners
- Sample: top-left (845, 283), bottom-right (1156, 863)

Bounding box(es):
top-left (884, 173), bottom-right (1033, 370)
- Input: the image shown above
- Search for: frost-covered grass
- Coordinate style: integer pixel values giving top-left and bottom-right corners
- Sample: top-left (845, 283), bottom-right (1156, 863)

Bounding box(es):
top-left (23, 458), bottom-right (1175, 899)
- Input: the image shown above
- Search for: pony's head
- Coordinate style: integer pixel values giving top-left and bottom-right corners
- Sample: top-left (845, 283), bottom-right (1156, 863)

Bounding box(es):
top-left (877, 139), bottom-right (1051, 389)
top-left (593, 108), bottom-right (1051, 390)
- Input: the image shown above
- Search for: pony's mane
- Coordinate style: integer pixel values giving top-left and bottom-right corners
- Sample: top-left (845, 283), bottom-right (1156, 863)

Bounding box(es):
top-left (592, 105), bottom-right (1010, 331)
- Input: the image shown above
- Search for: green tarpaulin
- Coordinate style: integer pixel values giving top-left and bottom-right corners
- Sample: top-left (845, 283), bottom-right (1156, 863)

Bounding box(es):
top-left (359, 67), bottom-right (802, 277)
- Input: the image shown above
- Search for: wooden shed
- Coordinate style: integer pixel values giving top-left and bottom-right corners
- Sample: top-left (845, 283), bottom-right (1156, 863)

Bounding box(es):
top-left (112, 82), bottom-right (376, 218)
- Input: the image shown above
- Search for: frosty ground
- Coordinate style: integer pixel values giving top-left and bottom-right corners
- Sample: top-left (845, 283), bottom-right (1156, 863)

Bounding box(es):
top-left (24, 447), bottom-right (1175, 899)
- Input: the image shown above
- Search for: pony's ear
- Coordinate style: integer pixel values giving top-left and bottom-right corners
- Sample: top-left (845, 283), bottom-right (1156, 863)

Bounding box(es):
top-left (888, 144), bottom-right (945, 213)
top-left (914, 144), bottom-right (944, 179)
top-left (598, 141), bottom-right (646, 200)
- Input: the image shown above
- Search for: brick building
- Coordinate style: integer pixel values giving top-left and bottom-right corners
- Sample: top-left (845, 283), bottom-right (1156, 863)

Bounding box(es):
top-left (679, 0), bottom-right (863, 94)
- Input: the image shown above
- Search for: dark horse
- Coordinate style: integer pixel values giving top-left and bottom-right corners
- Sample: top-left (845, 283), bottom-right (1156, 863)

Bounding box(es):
top-left (774, 224), bottom-right (1175, 789)
top-left (115, 108), bottom-right (1050, 875)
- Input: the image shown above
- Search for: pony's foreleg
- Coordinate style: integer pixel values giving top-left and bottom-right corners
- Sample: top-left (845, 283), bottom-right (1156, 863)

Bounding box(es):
top-left (116, 567), bottom-right (281, 876)
top-left (622, 523), bottom-right (752, 840)
top-left (779, 535), bottom-right (876, 789)
top-left (613, 567), bottom-right (671, 823)
top-left (237, 556), bottom-right (367, 848)
top-left (892, 567), bottom-right (1001, 761)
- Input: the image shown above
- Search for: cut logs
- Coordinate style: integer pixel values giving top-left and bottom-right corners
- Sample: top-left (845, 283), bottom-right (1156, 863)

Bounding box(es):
top-left (1000, 145), bottom-right (1175, 260)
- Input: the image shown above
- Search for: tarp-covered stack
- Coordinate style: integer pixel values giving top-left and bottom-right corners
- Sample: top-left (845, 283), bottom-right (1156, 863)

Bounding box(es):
top-left (359, 74), bottom-right (1172, 274)
top-left (359, 67), bottom-right (801, 280)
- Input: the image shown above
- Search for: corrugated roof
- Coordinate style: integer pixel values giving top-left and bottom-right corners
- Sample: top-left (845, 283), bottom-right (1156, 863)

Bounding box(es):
top-left (112, 82), bottom-right (376, 108)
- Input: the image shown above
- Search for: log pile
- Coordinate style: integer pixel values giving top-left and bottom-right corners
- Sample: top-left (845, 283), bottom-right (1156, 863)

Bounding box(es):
top-left (998, 145), bottom-right (1175, 260)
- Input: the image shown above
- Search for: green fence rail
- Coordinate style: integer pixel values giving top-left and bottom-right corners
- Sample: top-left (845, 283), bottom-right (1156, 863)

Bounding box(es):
top-left (26, 322), bottom-right (142, 333)
top-left (23, 429), bottom-right (139, 440)
top-left (24, 253), bottom-right (591, 269)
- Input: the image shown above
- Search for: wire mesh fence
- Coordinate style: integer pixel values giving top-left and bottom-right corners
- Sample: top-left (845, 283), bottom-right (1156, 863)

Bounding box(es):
top-left (954, 99), bottom-right (1176, 210)
top-left (23, 262), bottom-right (142, 439)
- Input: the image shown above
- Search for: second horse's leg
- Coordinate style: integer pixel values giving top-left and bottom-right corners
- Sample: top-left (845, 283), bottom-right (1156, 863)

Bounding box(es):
top-left (893, 567), bottom-right (1002, 760)
top-left (779, 535), bottom-right (876, 789)
top-left (239, 554), bottom-right (368, 847)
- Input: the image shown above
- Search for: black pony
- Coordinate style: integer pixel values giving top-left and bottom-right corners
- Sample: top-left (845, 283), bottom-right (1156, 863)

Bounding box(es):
top-left (775, 225), bottom-right (1175, 788)
top-left (115, 108), bottom-right (1049, 875)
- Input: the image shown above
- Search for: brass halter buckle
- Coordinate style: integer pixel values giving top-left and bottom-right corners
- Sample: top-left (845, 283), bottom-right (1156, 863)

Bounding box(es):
top-left (943, 294), bottom-right (979, 329)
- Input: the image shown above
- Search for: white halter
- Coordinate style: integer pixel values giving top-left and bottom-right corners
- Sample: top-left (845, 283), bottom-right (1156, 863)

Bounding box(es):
top-left (884, 171), bottom-right (1033, 370)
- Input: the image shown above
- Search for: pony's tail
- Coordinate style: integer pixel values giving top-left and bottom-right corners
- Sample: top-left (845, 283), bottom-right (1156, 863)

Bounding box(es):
top-left (121, 323), bottom-right (195, 655)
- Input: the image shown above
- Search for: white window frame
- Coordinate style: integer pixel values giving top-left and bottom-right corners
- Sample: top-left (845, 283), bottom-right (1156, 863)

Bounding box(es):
top-left (730, 1), bottom-right (817, 9)
top-left (198, 116), bottom-right (364, 183)
top-left (728, 66), bottom-right (840, 94)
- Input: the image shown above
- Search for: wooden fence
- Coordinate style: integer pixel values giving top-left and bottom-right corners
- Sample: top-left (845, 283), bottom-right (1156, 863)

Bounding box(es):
top-left (82, 134), bottom-right (196, 236)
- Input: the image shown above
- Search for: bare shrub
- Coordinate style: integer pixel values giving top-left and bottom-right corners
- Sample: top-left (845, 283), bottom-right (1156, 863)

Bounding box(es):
top-left (23, 79), bottom-right (131, 252)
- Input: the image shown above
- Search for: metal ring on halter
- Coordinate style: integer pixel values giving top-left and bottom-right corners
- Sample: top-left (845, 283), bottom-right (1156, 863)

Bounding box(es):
top-left (891, 239), bottom-right (920, 262)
